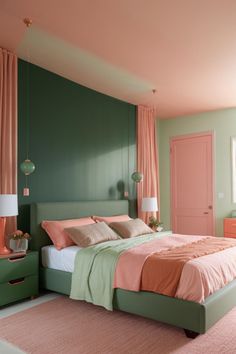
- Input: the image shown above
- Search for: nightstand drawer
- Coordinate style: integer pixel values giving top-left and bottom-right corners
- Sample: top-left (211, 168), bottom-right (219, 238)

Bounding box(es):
top-left (224, 218), bottom-right (236, 235)
top-left (0, 252), bottom-right (38, 283)
top-left (0, 275), bottom-right (38, 307)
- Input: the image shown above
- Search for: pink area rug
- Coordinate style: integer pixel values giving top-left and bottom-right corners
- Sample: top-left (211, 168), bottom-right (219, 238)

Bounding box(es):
top-left (1, 296), bottom-right (236, 354)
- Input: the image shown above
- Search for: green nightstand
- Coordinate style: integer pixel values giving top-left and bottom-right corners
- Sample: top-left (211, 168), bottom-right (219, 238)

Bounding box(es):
top-left (0, 251), bottom-right (39, 307)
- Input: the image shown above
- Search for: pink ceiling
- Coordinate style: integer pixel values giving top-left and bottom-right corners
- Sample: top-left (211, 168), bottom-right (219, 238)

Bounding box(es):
top-left (0, 0), bottom-right (236, 118)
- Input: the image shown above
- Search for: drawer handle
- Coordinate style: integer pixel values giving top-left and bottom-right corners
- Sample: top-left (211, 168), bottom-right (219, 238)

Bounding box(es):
top-left (8, 255), bottom-right (26, 263)
top-left (8, 277), bottom-right (25, 285)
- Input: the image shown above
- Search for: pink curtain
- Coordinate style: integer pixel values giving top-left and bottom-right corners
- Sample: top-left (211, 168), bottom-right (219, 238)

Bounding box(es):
top-left (137, 105), bottom-right (160, 224)
top-left (0, 48), bottom-right (17, 234)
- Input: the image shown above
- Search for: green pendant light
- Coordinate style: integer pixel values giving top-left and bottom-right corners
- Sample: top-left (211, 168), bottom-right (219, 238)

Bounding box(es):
top-left (20, 159), bottom-right (35, 175)
top-left (131, 171), bottom-right (143, 183)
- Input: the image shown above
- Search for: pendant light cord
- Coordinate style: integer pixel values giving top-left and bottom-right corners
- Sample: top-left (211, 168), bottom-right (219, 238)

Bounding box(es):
top-left (23, 18), bottom-right (33, 161)
top-left (26, 44), bottom-right (30, 160)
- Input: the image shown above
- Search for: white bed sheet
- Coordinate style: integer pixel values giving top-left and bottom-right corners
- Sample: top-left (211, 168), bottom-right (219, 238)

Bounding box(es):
top-left (41, 245), bottom-right (81, 272)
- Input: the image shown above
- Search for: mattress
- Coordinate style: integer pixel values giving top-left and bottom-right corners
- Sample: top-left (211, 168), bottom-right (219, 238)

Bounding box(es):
top-left (41, 245), bottom-right (81, 272)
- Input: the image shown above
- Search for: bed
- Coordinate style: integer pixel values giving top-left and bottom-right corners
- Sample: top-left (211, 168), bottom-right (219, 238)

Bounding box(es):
top-left (30, 200), bottom-right (236, 337)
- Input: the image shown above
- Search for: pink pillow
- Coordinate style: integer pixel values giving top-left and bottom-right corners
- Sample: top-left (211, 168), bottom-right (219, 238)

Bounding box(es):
top-left (92, 214), bottom-right (132, 223)
top-left (41, 217), bottom-right (95, 250)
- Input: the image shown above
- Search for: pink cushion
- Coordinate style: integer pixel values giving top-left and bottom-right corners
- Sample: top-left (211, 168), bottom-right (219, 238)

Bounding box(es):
top-left (41, 217), bottom-right (95, 250)
top-left (92, 214), bottom-right (132, 224)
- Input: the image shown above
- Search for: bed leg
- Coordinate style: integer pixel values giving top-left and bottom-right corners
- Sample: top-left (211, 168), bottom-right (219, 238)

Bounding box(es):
top-left (30, 295), bottom-right (38, 300)
top-left (184, 329), bottom-right (199, 339)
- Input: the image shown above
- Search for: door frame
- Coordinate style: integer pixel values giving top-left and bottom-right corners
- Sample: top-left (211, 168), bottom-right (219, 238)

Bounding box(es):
top-left (170, 131), bottom-right (215, 236)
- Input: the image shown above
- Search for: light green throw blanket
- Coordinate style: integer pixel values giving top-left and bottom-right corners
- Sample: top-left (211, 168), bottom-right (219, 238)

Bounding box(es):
top-left (70, 234), bottom-right (158, 310)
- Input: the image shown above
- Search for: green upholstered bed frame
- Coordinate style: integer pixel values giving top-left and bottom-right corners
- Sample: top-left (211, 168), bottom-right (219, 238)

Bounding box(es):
top-left (30, 201), bottom-right (236, 335)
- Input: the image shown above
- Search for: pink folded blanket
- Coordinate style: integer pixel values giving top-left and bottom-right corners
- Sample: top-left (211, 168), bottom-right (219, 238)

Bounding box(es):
top-left (141, 236), bottom-right (236, 297)
top-left (114, 234), bottom-right (236, 303)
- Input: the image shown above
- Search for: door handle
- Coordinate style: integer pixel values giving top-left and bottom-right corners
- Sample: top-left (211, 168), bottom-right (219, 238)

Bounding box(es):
top-left (204, 212), bottom-right (209, 214)
top-left (208, 205), bottom-right (213, 210)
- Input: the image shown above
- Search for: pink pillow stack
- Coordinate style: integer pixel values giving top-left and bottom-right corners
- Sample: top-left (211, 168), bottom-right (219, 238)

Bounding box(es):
top-left (92, 214), bottom-right (131, 223)
top-left (41, 217), bottom-right (96, 250)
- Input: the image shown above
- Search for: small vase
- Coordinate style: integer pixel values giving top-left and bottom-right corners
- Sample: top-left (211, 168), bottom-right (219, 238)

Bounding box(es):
top-left (9, 239), bottom-right (28, 253)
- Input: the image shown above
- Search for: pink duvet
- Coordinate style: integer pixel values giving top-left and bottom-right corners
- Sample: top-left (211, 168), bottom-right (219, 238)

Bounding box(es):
top-left (113, 234), bottom-right (236, 303)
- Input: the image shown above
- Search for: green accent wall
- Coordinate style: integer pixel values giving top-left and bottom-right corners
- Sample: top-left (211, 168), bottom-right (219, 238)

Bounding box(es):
top-left (158, 108), bottom-right (236, 236)
top-left (18, 60), bottom-right (136, 231)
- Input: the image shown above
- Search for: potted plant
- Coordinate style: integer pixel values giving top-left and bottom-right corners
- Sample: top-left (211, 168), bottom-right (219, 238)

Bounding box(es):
top-left (9, 230), bottom-right (31, 253)
top-left (148, 216), bottom-right (164, 232)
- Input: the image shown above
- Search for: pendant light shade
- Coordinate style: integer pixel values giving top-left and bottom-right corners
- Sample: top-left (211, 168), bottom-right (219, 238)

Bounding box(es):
top-left (20, 159), bottom-right (35, 176)
top-left (131, 171), bottom-right (143, 183)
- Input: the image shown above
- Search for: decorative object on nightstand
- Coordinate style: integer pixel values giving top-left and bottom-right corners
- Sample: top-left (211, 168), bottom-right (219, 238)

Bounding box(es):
top-left (9, 230), bottom-right (30, 253)
top-left (0, 251), bottom-right (39, 307)
top-left (0, 194), bottom-right (18, 255)
top-left (148, 216), bottom-right (164, 232)
top-left (224, 218), bottom-right (236, 238)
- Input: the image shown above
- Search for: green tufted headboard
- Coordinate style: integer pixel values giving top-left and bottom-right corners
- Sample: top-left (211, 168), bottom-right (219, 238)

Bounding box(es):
top-left (30, 200), bottom-right (129, 251)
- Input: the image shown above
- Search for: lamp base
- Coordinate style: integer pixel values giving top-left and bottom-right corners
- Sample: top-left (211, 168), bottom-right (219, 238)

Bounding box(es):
top-left (0, 217), bottom-right (11, 255)
top-left (0, 246), bottom-right (11, 255)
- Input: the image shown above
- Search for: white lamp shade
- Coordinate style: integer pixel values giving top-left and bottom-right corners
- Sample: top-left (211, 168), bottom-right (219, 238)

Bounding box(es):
top-left (141, 197), bottom-right (158, 212)
top-left (0, 194), bottom-right (18, 217)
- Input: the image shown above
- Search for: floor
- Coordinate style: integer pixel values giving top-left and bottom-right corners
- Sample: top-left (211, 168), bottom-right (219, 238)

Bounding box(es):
top-left (0, 292), bottom-right (59, 354)
top-left (2, 292), bottom-right (236, 354)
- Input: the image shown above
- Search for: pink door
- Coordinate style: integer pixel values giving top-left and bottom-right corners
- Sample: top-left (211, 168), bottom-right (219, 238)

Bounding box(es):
top-left (170, 132), bottom-right (214, 236)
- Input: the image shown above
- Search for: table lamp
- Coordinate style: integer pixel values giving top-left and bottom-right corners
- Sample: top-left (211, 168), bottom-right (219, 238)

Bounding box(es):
top-left (0, 194), bottom-right (18, 255)
top-left (141, 197), bottom-right (158, 214)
